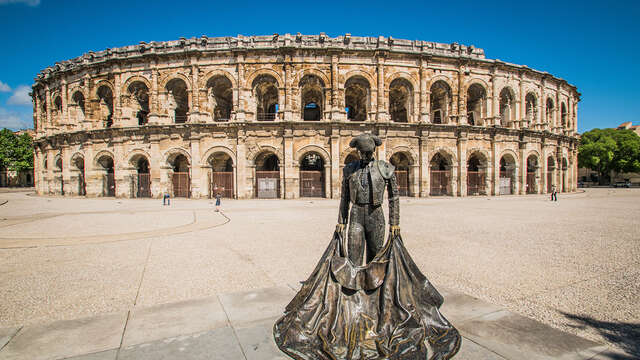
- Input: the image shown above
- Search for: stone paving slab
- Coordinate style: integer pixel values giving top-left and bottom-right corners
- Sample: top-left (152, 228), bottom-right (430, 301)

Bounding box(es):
top-left (64, 349), bottom-right (118, 360)
top-left (455, 338), bottom-right (508, 360)
top-left (0, 327), bottom-right (19, 352)
top-left (0, 312), bottom-right (127, 360)
top-left (218, 286), bottom-right (295, 327)
top-left (118, 327), bottom-right (245, 360)
top-left (457, 310), bottom-right (610, 360)
top-left (233, 317), bottom-right (289, 360)
top-left (122, 296), bottom-right (228, 347)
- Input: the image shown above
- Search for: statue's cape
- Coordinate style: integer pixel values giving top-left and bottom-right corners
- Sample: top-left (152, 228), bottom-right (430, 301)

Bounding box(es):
top-left (273, 232), bottom-right (460, 360)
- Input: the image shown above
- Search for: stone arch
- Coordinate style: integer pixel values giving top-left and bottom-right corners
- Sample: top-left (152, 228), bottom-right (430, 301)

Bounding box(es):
top-left (385, 72), bottom-right (418, 92)
top-left (388, 77), bottom-right (414, 123)
top-left (344, 75), bottom-right (371, 121)
top-left (122, 75), bottom-right (152, 95)
top-left (93, 150), bottom-right (116, 169)
top-left (247, 144), bottom-right (284, 166)
top-left (430, 147), bottom-right (458, 164)
top-left (499, 151), bottom-right (518, 195)
top-left (252, 74), bottom-right (280, 121)
top-left (205, 75), bottom-right (233, 121)
top-left (299, 74), bottom-right (326, 121)
top-left (164, 147), bottom-right (192, 167)
top-left (525, 92), bottom-right (538, 125)
top-left (387, 145), bottom-right (417, 165)
top-left (389, 150), bottom-right (414, 196)
top-left (296, 145), bottom-right (331, 166)
top-left (293, 69), bottom-right (330, 89)
top-left (426, 75), bottom-right (453, 91)
top-left (159, 72), bottom-right (192, 91)
top-left (126, 149), bottom-right (152, 168)
top-left (430, 80), bottom-right (452, 124)
top-left (464, 78), bottom-right (489, 92)
top-left (525, 152), bottom-right (540, 194)
top-left (499, 86), bottom-right (516, 126)
top-left (70, 152), bottom-right (85, 170)
top-left (499, 149), bottom-right (519, 164)
top-left (164, 77), bottom-right (190, 123)
top-left (340, 147), bottom-right (360, 165)
top-left (199, 69), bottom-right (238, 89)
top-left (429, 149), bottom-right (455, 196)
top-left (68, 85), bottom-right (88, 101)
top-left (93, 80), bottom-right (115, 98)
top-left (244, 68), bottom-right (284, 89)
top-left (341, 70), bottom-right (375, 89)
top-left (467, 149), bottom-right (490, 195)
top-left (466, 82), bottom-right (488, 125)
top-left (201, 146), bottom-right (236, 167)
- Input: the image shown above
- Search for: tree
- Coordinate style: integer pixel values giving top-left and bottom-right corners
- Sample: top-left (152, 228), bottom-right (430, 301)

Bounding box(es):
top-left (578, 128), bottom-right (640, 184)
top-left (0, 128), bottom-right (33, 172)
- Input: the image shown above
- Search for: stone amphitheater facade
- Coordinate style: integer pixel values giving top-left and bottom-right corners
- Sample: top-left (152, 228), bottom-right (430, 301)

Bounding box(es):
top-left (31, 33), bottom-right (580, 199)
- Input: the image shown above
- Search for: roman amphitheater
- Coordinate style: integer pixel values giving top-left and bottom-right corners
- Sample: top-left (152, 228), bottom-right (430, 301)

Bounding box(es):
top-left (30, 34), bottom-right (580, 199)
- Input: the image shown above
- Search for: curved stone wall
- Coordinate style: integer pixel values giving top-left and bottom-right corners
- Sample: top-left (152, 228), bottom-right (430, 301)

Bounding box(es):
top-left (31, 34), bottom-right (580, 199)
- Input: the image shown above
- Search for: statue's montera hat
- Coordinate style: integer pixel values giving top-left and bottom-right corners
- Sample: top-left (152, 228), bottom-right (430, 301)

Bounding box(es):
top-left (349, 133), bottom-right (382, 152)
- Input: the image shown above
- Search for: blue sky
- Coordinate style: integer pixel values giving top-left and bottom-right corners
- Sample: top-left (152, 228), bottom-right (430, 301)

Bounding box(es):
top-left (0, 0), bottom-right (638, 133)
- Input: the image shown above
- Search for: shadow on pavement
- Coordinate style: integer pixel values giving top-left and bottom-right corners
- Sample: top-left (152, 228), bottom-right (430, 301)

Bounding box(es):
top-left (561, 311), bottom-right (639, 358)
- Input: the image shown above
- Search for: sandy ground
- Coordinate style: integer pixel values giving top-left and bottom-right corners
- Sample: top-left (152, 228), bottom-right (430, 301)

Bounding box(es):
top-left (0, 188), bottom-right (638, 354)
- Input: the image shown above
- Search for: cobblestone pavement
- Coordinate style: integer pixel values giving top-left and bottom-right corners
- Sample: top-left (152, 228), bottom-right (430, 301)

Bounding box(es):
top-left (0, 188), bottom-right (638, 356)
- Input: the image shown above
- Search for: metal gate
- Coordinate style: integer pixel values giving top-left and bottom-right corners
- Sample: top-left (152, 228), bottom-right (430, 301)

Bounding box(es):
top-left (211, 171), bottom-right (234, 198)
top-left (256, 171), bottom-right (279, 198)
top-left (547, 172), bottom-right (554, 193)
top-left (300, 171), bottom-right (324, 198)
top-left (430, 170), bottom-right (451, 196)
top-left (172, 172), bottom-right (190, 198)
top-left (526, 172), bottom-right (536, 194)
top-left (137, 173), bottom-right (151, 198)
top-left (396, 170), bottom-right (409, 196)
top-left (499, 170), bottom-right (513, 195)
top-left (467, 171), bottom-right (486, 195)
top-left (104, 173), bottom-right (115, 197)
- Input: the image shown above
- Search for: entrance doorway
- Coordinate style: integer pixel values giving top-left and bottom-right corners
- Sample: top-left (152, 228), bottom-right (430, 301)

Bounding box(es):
top-left (208, 152), bottom-right (234, 198)
top-left (136, 157), bottom-right (151, 198)
top-left (430, 153), bottom-right (451, 196)
top-left (171, 154), bottom-right (190, 198)
top-left (255, 152), bottom-right (280, 199)
top-left (300, 152), bottom-right (325, 198)
top-left (390, 152), bottom-right (411, 196)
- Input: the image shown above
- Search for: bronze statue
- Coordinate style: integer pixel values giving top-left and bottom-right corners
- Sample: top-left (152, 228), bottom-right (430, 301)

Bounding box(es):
top-left (274, 133), bottom-right (461, 360)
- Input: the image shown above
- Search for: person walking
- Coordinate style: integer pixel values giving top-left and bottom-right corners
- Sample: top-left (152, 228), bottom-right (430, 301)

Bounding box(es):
top-left (215, 192), bottom-right (221, 212)
top-left (163, 191), bottom-right (171, 206)
top-left (551, 185), bottom-right (558, 201)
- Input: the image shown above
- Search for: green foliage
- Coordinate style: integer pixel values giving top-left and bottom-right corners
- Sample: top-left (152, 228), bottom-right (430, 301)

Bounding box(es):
top-left (0, 128), bottom-right (33, 171)
top-left (578, 128), bottom-right (640, 181)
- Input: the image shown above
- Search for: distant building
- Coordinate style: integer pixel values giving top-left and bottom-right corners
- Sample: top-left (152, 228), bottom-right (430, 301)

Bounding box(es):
top-left (0, 130), bottom-right (34, 188)
top-left (617, 121), bottom-right (640, 136)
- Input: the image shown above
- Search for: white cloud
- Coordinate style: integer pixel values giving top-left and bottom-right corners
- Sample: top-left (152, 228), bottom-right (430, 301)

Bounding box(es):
top-left (0, 107), bottom-right (32, 130)
top-left (0, 0), bottom-right (41, 6)
top-left (0, 81), bottom-right (10, 92)
top-left (7, 85), bottom-right (32, 106)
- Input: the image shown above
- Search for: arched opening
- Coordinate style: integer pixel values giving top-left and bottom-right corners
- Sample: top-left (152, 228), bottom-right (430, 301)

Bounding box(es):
top-left (165, 78), bottom-right (189, 123)
top-left (53, 96), bottom-right (62, 125)
top-left (499, 87), bottom-right (514, 127)
top-left (206, 76), bottom-right (233, 122)
top-left (299, 152), bottom-right (325, 198)
top-left (561, 103), bottom-right (568, 129)
top-left (128, 81), bottom-right (150, 126)
top-left (208, 152), bottom-right (234, 198)
top-left (253, 75), bottom-right (279, 121)
top-left (525, 93), bottom-right (537, 127)
top-left (132, 155), bottom-right (151, 198)
top-left (390, 152), bottom-right (411, 196)
top-left (547, 156), bottom-right (556, 193)
top-left (466, 83), bottom-right (486, 126)
top-left (54, 155), bottom-right (63, 195)
top-left (71, 91), bottom-right (86, 122)
top-left (546, 98), bottom-right (554, 126)
top-left (430, 81), bottom-right (451, 124)
top-left (72, 155), bottom-right (86, 196)
top-left (430, 152), bottom-right (452, 196)
top-left (97, 86), bottom-right (114, 128)
top-left (467, 152), bottom-right (488, 196)
top-left (345, 76), bottom-right (370, 121)
top-left (97, 155), bottom-right (115, 196)
top-left (389, 78), bottom-right (413, 123)
top-left (344, 151), bottom-right (360, 165)
top-left (499, 154), bottom-right (517, 195)
top-left (255, 152), bottom-right (280, 198)
top-left (169, 153), bottom-right (190, 197)
top-left (300, 75), bottom-right (324, 121)
top-left (526, 155), bottom-right (538, 194)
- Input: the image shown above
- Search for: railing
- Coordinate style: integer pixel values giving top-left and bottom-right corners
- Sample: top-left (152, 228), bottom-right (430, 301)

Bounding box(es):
top-left (211, 171), bottom-right (234, 198)
top-left (256, 113), bottom-right (277, 121)
top-left (430, 170), bottom-right (451, 196)
top-left (300, 171), bottom-right (324, 198)
top-left (172, 172), bottom-right (190, 197)
top-left (137, 173), bottom-right (151, 198)
top-left (499, 170), bottom-right (514, 195)
top-left (396, 170), bottom-right (409, 196)
top-left (526, 172), bottom-right (537, 194)
top-left (255, 171), bottom-right (280, 198)
top-left (467, 171), bottom-right (486, 195)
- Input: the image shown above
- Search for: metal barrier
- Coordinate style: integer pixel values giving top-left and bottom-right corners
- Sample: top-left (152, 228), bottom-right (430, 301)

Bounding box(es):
top-left (256, 113), bottom-right (276, 121)
top-left (499, 170), bottom-right (513, 195)
top-left (211, 171), bottom-right (234, 198)
top-left (396, 170), bottom-right (409, 196)
top-left (137, 173), bottom-right (151, 198)
top-left (256, 171), bottom-right (279, 198)
top-left (300, 171), bottom-right (324, 197)
top-left (430, 170), bottom-right (451, 196)
top-left (172, 172), bottom-right (190, 197)
top-left (467, 171), bottom-right (486, 195)
top-left (526, 172), bottom-right (536, 194)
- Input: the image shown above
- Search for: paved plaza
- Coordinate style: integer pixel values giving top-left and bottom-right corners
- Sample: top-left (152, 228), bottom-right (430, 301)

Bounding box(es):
top-left (0, 188), bottom-right (638, 359)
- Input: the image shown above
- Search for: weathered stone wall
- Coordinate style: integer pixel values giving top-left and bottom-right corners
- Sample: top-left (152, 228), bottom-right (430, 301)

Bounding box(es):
top-left (31, 34), bottom-right (580, 199)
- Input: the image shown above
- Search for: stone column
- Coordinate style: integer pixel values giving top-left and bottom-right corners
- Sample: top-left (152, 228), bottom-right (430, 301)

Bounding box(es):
top-left (457, 67), bottom-right (466, 125)
top-left (410, 164), bottom-right (419, 197)
top-left (330, 54), bottom-right (341, 121)
top-left (149, 136), bottom-right (161, 198)
top-left (376, 56), bottom-right (387, 122)
top-left (457, 133), bottom-right (467, 196)
top-left (113, 140), bottom-right (127, 197)
top-left (492, 137), bottom-right (499, 196)
top-left (419, 136), bottom-right (429, 197)
top-left (235, 131), bottom-right (248, 198)
top-left (190, 135), bottom-right (201, 198)
top-left (283, 129), bottom-right (295, 198)
top-left (330, 134), bottom-right (340, 199)
top-left (519, 76), bottom-right (525, 129)
top-left (61, 145), bottom-right (70, 195)
top-left (284, 57), bottom-right (293, 121)
top-left (191, 63), bottom-right (200, 122)
top-left (45, 86), bottom-right (52, 134)
top-left (539, 82), bottom-right (546, 131)
top-left (113, 70), bottom-right (122, 127)
top-left (235, 52), bottom-right (246, 122)
top-left (419, 60), bottom-right (429, 123)
top-left (519, 144), bottom-right (526, 195)
top-left (148, 63), bottom-right (160, 124)
top-left (61, 80), bottom-right (68, 128)
top-left (491, 73), bottom-right (498, 126)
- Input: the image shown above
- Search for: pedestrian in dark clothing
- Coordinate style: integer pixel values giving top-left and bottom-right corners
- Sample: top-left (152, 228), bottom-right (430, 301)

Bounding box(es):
top-left (215, 193), bottom-right (221, 212)
top-left (163, 192), bottom-right (171, 206)
top-left (551, 185), bottom-right (558, 201)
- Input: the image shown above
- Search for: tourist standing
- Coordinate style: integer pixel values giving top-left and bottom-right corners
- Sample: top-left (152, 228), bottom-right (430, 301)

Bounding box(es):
top-left (215, 193), bottom-right (221, 212)
top-left (551, 185), bottom-right (558, 202)
top-left (163, 191), bottom-right (171, 206)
